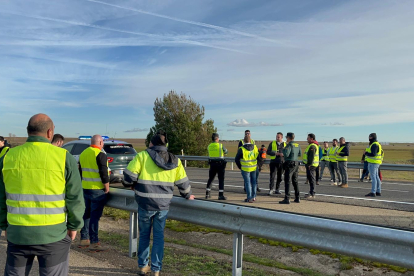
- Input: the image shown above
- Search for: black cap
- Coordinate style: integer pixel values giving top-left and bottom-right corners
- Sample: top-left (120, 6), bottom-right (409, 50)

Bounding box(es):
top-left (212, 133), bottom-right (219, 141)
top-left (261, 144), bottom-right (265, 147)
top-left (369, 133), bottom-right (377, 140)
top-left (286, 132), bottom-right (295, 139)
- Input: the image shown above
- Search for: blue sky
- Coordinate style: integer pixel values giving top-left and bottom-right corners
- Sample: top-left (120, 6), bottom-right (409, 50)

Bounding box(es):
top-left (1, 0), bottom-right (414, 142)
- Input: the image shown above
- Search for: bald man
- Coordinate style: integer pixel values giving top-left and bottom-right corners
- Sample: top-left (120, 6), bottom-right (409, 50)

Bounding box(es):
top-left (0, 113), bottom-right (85, 276)
top-left (78, 134), bottom-right (110, 252)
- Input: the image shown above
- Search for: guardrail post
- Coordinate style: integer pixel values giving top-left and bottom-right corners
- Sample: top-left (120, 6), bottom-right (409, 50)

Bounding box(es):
top-left (232, 162), bottom-right (234, 170)
top-left (359, 169), bottom-right (362, 179)
top-left (185, 160), bottom-right (187, 168)
top-left (129, 211), bottom-right (138, 258)
top-left (232, 232), bottom-right (243, 276)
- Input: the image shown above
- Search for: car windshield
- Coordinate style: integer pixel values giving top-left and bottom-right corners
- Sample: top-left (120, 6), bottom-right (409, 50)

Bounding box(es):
top-left (104, 144), bottom-right (136, 154)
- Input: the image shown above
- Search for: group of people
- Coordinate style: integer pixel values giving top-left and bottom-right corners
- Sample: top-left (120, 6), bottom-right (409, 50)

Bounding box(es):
top-left (206, 130), bottom-right (384, 204)
top-left (0, 114), bottom-right (191, 276)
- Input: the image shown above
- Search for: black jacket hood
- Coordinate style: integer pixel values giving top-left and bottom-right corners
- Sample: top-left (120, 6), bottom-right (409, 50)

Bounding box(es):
top-left (242, 144), bottom-right (255, 151)
top-left (146, 146), bottom-right (178, 170)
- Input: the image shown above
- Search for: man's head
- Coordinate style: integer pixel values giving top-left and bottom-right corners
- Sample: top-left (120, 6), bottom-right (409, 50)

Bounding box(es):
top-left (276, 132), bottom-right (283, 142)
top-left (332, 139), bottom-right (338, 146)
top-left (27, 114), bottom-right (54, 141)
top-left (91, 135), bottom-right (104, 150)
top-left (150, 130), bottom-right (167, 147)
top-left (369, 133), bottom-right (377, 142)
top-left (323, 141), bottom-right (329, 148)
top-left (261, 144), bottom-right (265, 148)
top-left (307, 133), bottom-right (316, 144)
top-left (51, 134), bottom-right (65, 147)
top-left (286, 132), bottom-right (295, 142)
top-left (339, 137), bottom-right (346, 145)
top-left (212, 133), bottom-right (219, 142)
top-left (244, 130), bottom-right (251, 143)
top-left (0, 136), bottom-right (4, 148)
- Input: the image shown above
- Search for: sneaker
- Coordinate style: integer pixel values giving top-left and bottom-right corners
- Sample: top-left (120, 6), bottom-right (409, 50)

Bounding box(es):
top-left (89, 242), bottom-right (106, 252)
top-left (151, 271), bottom-right (160, 276)
top-left (340, 183), bottom-right (348, 188)
top-left (138, 265), bottom-right (151, 275)
top-left (365, 192), bottom-right (376, 197)
top-left (257, 187), bottom-right (261, 192)
top-left (319, 178), bottom-right (323, 181)
top-left (304, 194), bottom-right (315, 199)
top-left (294, 198), bottom-right (300, 203)
top-left (78, 239), bottom-right (90, 248)
top-left (316, 182), bottom-right (319, 185)
top-left (274, 190), bottom-right (281, 194)
top-left (331, 182), bottom-right (337, 186)
top-left (279, 198), bottom-right (290, 204)
top-left (218, 195), bottom-right (227, 200)
top-left (330, 179), bottom-right (333, 182)
top-left (205, 193), bottom-right (211, 199)
top-left (267, 191), bottom-right (273, 196)
top-left (304, 181), bottom-right (309, 185)
top-left (375, 192), bottom-right (381, 196)
top-left (358, 179), bottom-right (363, 182)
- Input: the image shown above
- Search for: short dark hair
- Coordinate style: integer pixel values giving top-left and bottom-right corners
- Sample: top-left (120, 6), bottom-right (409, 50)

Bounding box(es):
top-left (276, 132), bottom-right (283, 136)
top-left (245, 130), bottom-right (250, 133)
top-left (308, 133), bottom-right (316, 140)
top-left (52, 134), bottom-right (64, 144)
top-left (333, 139), bottom-right (338, 142)
top-left (0, 136), bottom-right (4, 142)
top-left (27, 117), bottom-right (53, 135)
top-left (286, 132), bottom-right (295, 139)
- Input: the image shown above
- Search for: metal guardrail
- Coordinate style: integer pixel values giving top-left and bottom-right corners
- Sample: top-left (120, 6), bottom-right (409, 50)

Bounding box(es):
top-left (106, 188), bottom-right (414, 275)
top-left (177, 155), bottom-right (414, 172)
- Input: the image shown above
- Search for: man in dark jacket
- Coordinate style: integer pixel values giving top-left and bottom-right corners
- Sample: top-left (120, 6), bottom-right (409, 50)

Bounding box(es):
top-left (256, 145), bottom-right (266, 192)
top-left (123, 131), bottom-right (194, 276)
top-left (364, 133), bottom-right (383, 197)
top-left (235, 138), bottom-right (259, 202)
top-left (303, 133), bottom-right (319, 199)
top-left (267, 132), bottom-right (286, 195)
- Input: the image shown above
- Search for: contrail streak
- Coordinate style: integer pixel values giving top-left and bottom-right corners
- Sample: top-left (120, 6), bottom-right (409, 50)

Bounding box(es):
top-left (85, 0), bottom-right (280, 44)
top-left (1, 11), bottom-right (249, 54)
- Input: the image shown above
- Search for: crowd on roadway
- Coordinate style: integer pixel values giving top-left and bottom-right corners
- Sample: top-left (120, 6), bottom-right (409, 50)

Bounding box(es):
top-left (0, 114), bottom-right (190, 276)
top-left (206, 130), bottom-right (384, 204)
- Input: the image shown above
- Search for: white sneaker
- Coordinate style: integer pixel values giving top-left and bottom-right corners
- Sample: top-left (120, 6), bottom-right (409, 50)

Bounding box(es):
top-left (331, 182), bottom-right (337, 186)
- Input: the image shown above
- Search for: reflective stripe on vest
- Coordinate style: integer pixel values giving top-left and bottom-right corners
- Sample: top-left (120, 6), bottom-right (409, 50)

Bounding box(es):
top-left (80, 147), bottom-right (108, 189)
top-left (0, 147), bottom-right (10, 159)
top-left (327, 146), bottom-right (339, 162)
top-left (320, 148), bottom-right (329, 161)
top-left (2, 142), bottom-right (66, 226)
top-left (270, 141), bottom-right (286, 160)
top-left (240, 139), bottom-right (255, 145)
top-left (303, 143), bottom-right (320, 167)
top-left (336, 146), bottom-right (348, 162)
top-left (240, 146), bottom-right (258, 172)
top-left (366, 142), bottom-right (382, 164)
top-left (208, 142), bottom-right (224, 158)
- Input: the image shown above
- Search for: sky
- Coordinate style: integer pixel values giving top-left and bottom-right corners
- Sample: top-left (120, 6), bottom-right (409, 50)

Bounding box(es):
top-left (1, 0), bottom-right (414, 142)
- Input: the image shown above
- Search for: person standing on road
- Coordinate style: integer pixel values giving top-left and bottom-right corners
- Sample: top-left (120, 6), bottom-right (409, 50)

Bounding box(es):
top-left (365, 133), bottom-right (383, 197)
top-left (235, 137), bottom-right (259, 203)
top-left (337, 137), bottom-right (350, 188)
top-left (123, 131), bottom-right (194, 276)
top-left (206, 133), bottom-right (228, 200)
top-left (319, 141), bottom-right (330, 181)
top-left (303, 134), bottom-right (319, 199)
top-left (267, 132), bottom-right (286, 195)
top-left (328, 139), bottom-right (341, 185)
top-left (78, 135), bottom-right (110, 251)
top-left (51, 134), bottom-right (65, 147)
top-left (279, 132), bottom-right (302, 204)
top-left (256, 144), bottom-right (267, 193)
top-left (0, 136), bottom-right (10, 159)
top-left (0, 113), bottom-right (85, 276)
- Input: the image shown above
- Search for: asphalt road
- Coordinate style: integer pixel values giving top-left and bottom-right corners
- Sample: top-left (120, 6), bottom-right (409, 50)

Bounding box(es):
top-left (184, 167), bottom-right (414, 212)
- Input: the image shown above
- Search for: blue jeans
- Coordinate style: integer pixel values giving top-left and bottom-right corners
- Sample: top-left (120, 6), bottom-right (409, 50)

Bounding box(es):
top-left (241, 170), bottom-right (257, 200)
top-left (80, 189), bottom-right (107, 243)
top-left (368, 163), bottom-right (381, 193)
top-left (138, 207), bottom-right (169, 272)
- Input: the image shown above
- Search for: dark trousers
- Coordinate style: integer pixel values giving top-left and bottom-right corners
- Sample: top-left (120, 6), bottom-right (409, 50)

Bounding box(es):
top-left (328, 162), bottom-right (341, 183)
top-left (283, 162), bottom-right (299, 199)
top-left (81, 189), bottom-right (108, 244)
top-left (269, 162), bottom-right (284, 191)
top-left (315, 166), bottom-right (319, 183)
top-left (306, 165), bottom-right (316, 195)
top-left (206, 161), bottom-right (226, 195)
top-left (5, 236), bottom-right (71, 276)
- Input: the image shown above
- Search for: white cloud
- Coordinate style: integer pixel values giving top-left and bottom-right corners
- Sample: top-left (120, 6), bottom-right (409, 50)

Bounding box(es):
top-left (227, 119), bottom-right (283, 127)
top-left (124, 128), bottom-right (149, 133)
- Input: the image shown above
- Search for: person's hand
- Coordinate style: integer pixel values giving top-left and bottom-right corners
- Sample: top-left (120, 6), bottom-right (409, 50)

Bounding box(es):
top-left (103, 183), bottom-right (110, 194)
top-left (130, 186), bottom-right (135, 191)
top-left (67, 230), bottom-right (77, 241)
top-left (187, 195), bottom-right (195, 200)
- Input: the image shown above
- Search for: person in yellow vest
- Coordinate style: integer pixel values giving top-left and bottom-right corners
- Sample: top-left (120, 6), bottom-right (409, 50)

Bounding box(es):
top-left (279, 132), bottom-right (301, 204)
top-left (122, 131), bottom-right (194, 276)
top-left (267, 132), bottom-right (286, 195)
top-left (0, 136), bottom-right (10, 159)
top-left (0, 114), bottom-right (85, 276)
top-left (235, 137), bottom-right (259, 203)
top-left (303, 133), bottom-right (319, 199)
top-left (206, 133), bottom-right (228, 200)
top-left (319, 141), bottom-right (330, 181)
top-left (237, 129), bottom-right (255, 148)
top-left (78, 135), bottom-right (110, 252)
top-left (327, 139), bottom-right (341, 185)
top-left (337, 137), bottom-right (350, 188)
top-left (365, 133), bottom-right (383, 197)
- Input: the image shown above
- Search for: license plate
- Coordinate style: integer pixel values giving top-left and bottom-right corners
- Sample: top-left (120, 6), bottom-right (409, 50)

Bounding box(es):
top-left (119, 170), bottom-right (123, 174)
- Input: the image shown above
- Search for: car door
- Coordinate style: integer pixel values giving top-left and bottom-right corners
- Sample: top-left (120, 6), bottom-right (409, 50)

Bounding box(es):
top-left (71, 143), bottom-right (90, 162)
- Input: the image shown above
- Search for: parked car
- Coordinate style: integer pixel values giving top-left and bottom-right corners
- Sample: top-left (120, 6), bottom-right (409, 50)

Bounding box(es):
top-left (63, 136), bottom-right (137, 183)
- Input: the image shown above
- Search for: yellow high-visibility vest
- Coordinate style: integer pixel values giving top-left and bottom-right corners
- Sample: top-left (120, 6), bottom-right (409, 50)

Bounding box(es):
top-left (240, 139), bottom-right (255, 145)
top-left (208, 143), bottom-right (224, 158)
top-left (80, 147), bottom-right (108, 189)
top-left (366, 142), bottom-right (383, 164)
top-left (303, 143), bottom-right (320, 167)
top-left (0, 146), bottom-right (9, 159)
top-left (320, 148), bottom-right (329, 161)
top-left (2, 142), bottom-right (66, 226)
top-left (270, 141), bottom-right (286, 160)
top-left (336, 146), bottom-right (348, 162)
top-left (327, 146), bottom-right (339, 162)
top-left (240, 145), bottom-right (258, 172)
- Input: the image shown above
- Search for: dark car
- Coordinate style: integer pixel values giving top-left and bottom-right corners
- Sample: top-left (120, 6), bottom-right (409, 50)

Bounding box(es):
top-left (63, 137), bottom-right (137, 183)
